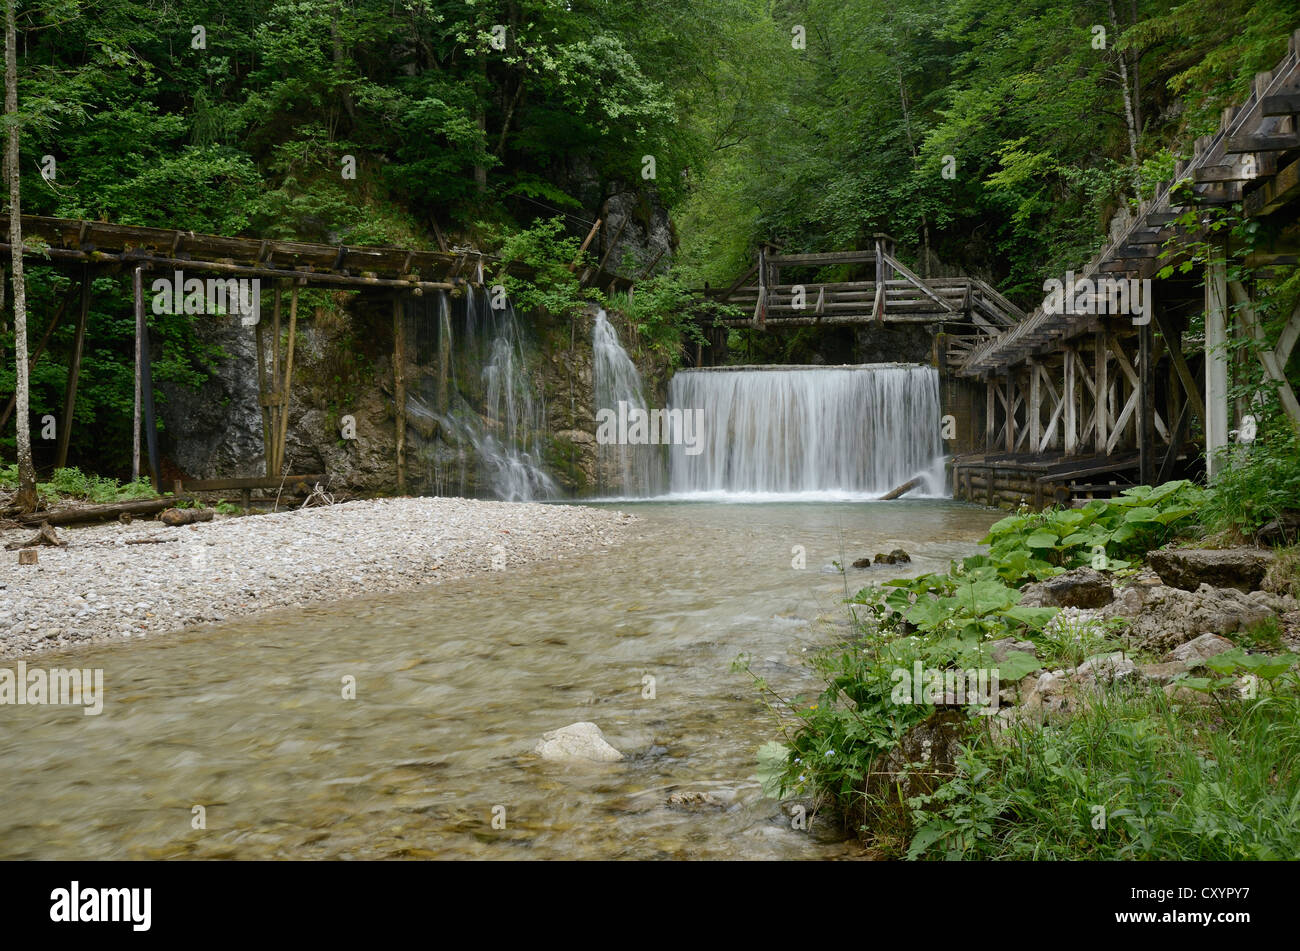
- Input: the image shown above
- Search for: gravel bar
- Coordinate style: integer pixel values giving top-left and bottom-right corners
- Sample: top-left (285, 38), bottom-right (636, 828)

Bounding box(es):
top-left (0, 497), bottom-right (635, 658)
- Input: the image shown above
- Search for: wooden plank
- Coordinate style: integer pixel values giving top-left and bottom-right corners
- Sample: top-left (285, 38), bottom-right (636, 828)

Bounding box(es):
top-left (1244, 154), bottom-right (1300, 217)
top-left (174, 475), bottom-right (324, 492)
top-left (1262, 92), bottom-right (1300, 115)
top-left (275, 284), bottom-right (300, 476)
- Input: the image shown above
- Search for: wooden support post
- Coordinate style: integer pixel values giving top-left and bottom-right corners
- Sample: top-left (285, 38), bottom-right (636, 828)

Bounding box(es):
top-left (1095, 333), bottom-right (1109, 455)
top-left (754, 245), bottom-right (767, 327)
top-left (138, 273), bottom-right (162, 492)
top-left (985, 380), bottom-right (995, 451)
top-left (267, 282), bottom-right (282, 476)
top-left (394, 295), bottom-right (408, 494)
top-left (255, 294), bottom-right (272, 478)
top-left (1029, 360), bottom-right (1042, 451)
top-left (273, 283), bottom-right (299, 476)
top-left (1138, 321), bottom-right (1154, 484)
top-left (1228, 280), bottom-right (1300, 433)
top-left (1205, 257), bottom-right (1230, 480)
top-left (132, 267), bottom-right (143, 483)
top-left (55, 266), bottom-right (92, 470)
top-left (1064, 347), bottom-right (1077, 455)
top-left (437, 297), bottom-right (451, 414)
top-left (1005, 375), bottom-right (1016, 452)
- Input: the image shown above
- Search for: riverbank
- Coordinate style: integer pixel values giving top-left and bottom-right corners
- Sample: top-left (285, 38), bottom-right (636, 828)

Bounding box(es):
top-left (0, 497), bottom-right (636, 659)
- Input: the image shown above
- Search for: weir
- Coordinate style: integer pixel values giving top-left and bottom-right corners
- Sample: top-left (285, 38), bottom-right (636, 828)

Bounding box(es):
top-left (664, 364), bottom-right (945, 498)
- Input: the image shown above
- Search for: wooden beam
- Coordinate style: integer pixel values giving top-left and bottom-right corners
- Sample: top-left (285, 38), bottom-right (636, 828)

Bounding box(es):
top-left (1228, 280), bottom-right (1300, 432)
top-left (393, 295), bottom-right (407, 494)
top-left (54, 266), bottom-right (92, 469)
top-left (1205, 257), bottom-right (1230, 479)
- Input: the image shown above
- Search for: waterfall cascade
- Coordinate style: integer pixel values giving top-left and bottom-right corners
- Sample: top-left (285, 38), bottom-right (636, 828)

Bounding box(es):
top-left (592, 310), bottom-right (665, 496)
top-left (662, 364), bottom-right (946, 500)
top-left (402, 289), bottom-right (556, 501)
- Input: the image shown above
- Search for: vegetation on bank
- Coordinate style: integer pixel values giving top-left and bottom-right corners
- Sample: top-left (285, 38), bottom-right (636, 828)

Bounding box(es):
top-left (0, 464), bottom-right (157, 506)
top-left (755, 447), bottom-right (1300, 860)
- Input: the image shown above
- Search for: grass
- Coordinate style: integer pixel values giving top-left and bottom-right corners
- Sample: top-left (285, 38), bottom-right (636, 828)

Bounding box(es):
top-left (0, 465), bottom-right (158, 505)
top-left (902, 680), bottom-right (1300, 860)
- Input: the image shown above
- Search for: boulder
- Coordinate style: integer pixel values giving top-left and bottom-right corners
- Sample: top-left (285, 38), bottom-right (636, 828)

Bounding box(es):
top-left (1164, 632), bottom-right (1235, 666)
top-left (865, 709), bottom-right (969, 804)
top-left (1017, 670), bottom-right (1075, 721)
top-left (1147, 547), bottom-right (1274, 593)
top-left (1256, 511), bottom-right (1300, 547)
top-left (852, 557), bottom-right (873, 569)
top-left (1074, 651), bottom-right (1138, 685)
top-left (1099, 583), bottom-right (1274, 654)
top-left (1020, 566), bottom-right (1114, 609)
top-left (1137, 660), bottom-right (1189, 684)
top-left (873, 549), bottom-right (912, 565)
top-left (534, 722), bottom-right (623, 763)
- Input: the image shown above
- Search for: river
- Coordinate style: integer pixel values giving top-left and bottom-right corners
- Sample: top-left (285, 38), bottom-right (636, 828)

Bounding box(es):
top-left (0, 499), bottom-right (998, 860)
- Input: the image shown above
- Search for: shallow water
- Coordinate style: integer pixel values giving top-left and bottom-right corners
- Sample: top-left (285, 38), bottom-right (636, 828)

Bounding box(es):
top-left (0, 500), bottom-right (998, 860)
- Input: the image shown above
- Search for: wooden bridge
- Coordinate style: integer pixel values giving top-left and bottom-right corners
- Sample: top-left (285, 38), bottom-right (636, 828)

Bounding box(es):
top-left (702, 28), bottom-right (1300, 509)
top-left (0, 213), bottom-right (634, 495)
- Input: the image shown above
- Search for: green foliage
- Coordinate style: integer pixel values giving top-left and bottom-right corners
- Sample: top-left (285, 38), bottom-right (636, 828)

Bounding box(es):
top-left (1202, 429), bottom-right (1300, 537)
top-left (485, 216), bottom-right (594, 317)
top-left (0, 465), bottom-right (157, 504)
top-left (982, 481), bottom-right (1204, 575)
top-left (906, 678), bottom-right (1300, 860)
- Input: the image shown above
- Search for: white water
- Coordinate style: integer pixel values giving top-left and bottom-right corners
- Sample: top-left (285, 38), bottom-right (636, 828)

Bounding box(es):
top-left (405, 289), bottom-right (557, 501)
top-left (592, 310), bottom-right (664, 496)
top-left (665, 364), bottom-right (946, 499)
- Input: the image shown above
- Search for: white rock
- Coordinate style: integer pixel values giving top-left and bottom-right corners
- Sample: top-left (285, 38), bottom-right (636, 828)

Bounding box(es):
top-left (534, 722), bottom-right (624, 763)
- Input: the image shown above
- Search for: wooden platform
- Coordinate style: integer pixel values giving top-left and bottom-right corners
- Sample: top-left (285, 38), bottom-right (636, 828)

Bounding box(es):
top-left (951, 450), bottom-right (1166, 509)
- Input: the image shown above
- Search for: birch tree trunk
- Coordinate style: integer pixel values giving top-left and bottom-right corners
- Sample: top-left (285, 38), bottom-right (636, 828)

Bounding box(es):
top-left (5, 0), bottom-right (35, 512)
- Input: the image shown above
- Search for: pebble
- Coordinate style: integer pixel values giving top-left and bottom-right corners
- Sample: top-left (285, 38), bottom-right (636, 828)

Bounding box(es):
top-left (1, 498), bottom-right (635, 658)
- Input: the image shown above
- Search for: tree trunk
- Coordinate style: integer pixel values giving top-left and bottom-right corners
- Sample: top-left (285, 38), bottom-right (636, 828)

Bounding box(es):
top-left (1107, 0), bottom-right (1141, 194)
top-left (5, 0), bottom-right (34, 512)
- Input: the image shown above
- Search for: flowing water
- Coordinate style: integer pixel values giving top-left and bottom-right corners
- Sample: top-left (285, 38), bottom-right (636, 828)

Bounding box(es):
top-left (405, 290), bottom-right (556, 501)
top-left (592, 310), bottom-right (665, 496)
top-left (667, 365), bottom-right (945, 499)
top-left (0, 500), bottom-right (998, 860)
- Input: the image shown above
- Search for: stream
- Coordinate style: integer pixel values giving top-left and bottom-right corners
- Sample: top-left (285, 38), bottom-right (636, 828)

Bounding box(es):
top-left (0, 499), bottom-right (998, 860)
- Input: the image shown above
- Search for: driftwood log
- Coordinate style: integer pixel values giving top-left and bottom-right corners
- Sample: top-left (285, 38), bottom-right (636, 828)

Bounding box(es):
top-left (158, 507), bottom-right (215, 526)
top-left (880, 476), bottom-right (923, 500)
top-left (13, 497), bottom-right (180, 527)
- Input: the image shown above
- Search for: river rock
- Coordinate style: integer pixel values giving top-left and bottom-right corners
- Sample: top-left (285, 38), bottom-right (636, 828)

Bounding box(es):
top-left (866, 709), bottom-right (968, 805)
top-left (874, 549), bottom-right (912, 565)
top-left (1147, 547), bottom-right (1274, 593)
top-left (534, 722), bottom-right (624, 763)
top-left (1073, 651), bottom-right (1137, 684)
top-left (1019, 566), bottom-right (1114, 609)
top-left (1164, 632), bottom-right (1235, 666)
top-left (1255, 512), bottom-right (1300, 546)
top-left (1099, 583), bottom-right (1274, 653)
top-left (1017, 670), bottom-right (1075, 721)
top-left (852, 557), bottom-right (873, 569)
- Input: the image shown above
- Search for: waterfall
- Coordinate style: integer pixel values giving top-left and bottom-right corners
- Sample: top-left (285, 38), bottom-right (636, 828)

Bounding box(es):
top-left (665, 364), bottom-right (946, 499)
top-left (403, 289), bottom-right (557, 501)
top-left (592, 310), bottom-right (664, 496)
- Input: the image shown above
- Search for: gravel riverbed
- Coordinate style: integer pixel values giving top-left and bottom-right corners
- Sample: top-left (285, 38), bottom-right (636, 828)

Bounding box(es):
top-left (0, 498), bottom-right (635, 658)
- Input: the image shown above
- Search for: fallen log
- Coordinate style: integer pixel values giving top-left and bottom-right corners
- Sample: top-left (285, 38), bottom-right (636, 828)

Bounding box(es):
top-left (14, 497), bottom-right (179, 527)
top-left (159, 507), bottom-right (215, 526)
top-left (880, 476), bottom-right (924, 500)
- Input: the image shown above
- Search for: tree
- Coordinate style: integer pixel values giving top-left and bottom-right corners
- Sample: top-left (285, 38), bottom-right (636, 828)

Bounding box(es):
top-left (6, 0), bottom-right (34, 511)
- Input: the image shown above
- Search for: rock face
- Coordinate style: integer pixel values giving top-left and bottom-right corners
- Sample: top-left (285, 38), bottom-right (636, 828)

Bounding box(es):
top-left (1020, 567), bottom-right (1114, 609)
top-left (1147, 547), bottom-right (1275, 593)
top-left (1100, 582), bottom-right (1274, 653)
top-left (534, 722), bottom-right (624, 763)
